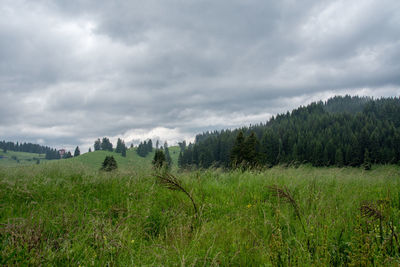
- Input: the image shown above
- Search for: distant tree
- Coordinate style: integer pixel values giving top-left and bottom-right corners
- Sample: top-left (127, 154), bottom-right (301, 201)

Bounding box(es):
top-left (156, 140), bottom-right (159, 150)
top-left (242, 132), bottom-right (260, 168)
top-left (178, 141), bottom-right (187, 151)
top-left (74, 146), bottom-right (80, 157)
top-left (130, 143), bottom-right (133, 149)
top-left (88, 147), bottom-right (92, 153)
top-left (94, 139), bottom-right (101, 151)
top-left (153, 150), bottom-right (166, 169)
top-left (64, 151), bottom-right (72, 159)
top-left (101, 137), bottom-right (113, 151)
top-left (101, 156), bottom-right (118, 171)
top-left (164, 141), bottom-right (172, 167)
top-left (147, 139), bottom-right (153, 152)
top-left (115, 138), bottom-right (123, 153)
top-left (230, 131), bottom-right (245, 168)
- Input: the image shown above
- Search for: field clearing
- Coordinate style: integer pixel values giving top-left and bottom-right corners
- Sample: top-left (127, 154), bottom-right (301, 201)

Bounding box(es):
top-left (1, 163), bottom-right (400, 265)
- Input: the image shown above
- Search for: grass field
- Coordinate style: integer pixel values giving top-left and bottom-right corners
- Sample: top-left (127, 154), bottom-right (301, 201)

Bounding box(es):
top-left (0, 150), bottom-right (47, 167)
top-left (1, 158), bottom-right (400, 265)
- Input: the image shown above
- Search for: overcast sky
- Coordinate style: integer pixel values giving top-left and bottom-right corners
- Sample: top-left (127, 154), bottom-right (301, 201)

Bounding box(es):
top-left (1, 0), bottom-right (400, 152)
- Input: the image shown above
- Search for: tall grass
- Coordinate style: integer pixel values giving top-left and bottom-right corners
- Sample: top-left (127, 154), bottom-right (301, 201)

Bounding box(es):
top-left (1, 164), bottom-right (400, 265)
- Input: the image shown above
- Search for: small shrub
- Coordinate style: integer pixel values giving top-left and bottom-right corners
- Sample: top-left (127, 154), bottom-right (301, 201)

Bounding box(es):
top-left (101, 156), bottom-right (118, 171)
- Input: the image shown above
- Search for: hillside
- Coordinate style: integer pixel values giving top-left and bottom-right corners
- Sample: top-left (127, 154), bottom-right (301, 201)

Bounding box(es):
top-left (179, 96), bottom-right (400, 169)
top-left (37, 146), bottom-right (181, 171)
top-left (0, 150), bottom-right (47, 167)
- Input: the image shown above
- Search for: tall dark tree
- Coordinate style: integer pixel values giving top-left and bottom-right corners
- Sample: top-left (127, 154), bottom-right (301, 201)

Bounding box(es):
top-left (230, 131), bottom-right (245, 168)
top-left (147, 139), bottom-right (153, 152)
top-left (74, 146), bottom-right (80, 157)
top-left (242, 132), bottom-right (260, 167)
top-left (153, 150), bottom-right (166, 169)
top-left (101, 137), bottom-right (113, 151)
top-left (164, 141), bottom-right (172, 167)
top-left (94, 139), bottom-right (101, 151)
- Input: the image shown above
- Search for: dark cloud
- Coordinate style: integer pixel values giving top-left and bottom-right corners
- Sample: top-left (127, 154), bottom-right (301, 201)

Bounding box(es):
top-left (1, 0), bottom-right (399, 151)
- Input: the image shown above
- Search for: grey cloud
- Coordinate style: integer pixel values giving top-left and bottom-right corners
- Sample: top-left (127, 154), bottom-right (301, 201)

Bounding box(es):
top-left (1, 0), bottom-right (400, 151)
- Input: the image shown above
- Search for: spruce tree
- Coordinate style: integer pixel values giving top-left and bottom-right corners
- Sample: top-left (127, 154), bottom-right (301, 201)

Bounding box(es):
top-left (74, 146), bottom-right (80, 157)
top-left (242, 132), bottom-right (259, 168)
top-left (101, 156), bottom-right (118, 171)
top-left (230, 131), bottom-right (245, 167)
top-left (153, 150), bottom-right (166, 169)
top-left (94, 139), bottom-right (101, 151)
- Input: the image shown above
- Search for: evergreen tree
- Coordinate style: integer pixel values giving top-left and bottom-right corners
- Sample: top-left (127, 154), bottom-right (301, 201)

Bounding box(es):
top-left (88, 147), bottom-right (92, 153)
top-left (94, 139), bottom-right (101, 151)
top-left (101, 137), bottom-right (113, 151)
top-left (153, 150), bottom-right (166, 169)
top-left (101, 156), bottom-right (118, 171)
top-left (147, 139), bottom-right (153, 152)
top-left (230, 131), bottom-right (245, 167)
top-left (115, 138), bottom-right (123, 153)
top-left (242, 132), bottom-right (260, 167)
top-left (64, 151), bottom-right (72, 159)
top-left (74, 146), bottom-right (80, 157)
top-left (164, 142), bottom-right (172, 167)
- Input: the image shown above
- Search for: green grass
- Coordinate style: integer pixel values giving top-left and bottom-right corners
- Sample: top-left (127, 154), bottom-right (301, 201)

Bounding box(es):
top-left (1, 163), bottom-right (400, 265)
top-left (0, 150), bottom-right (47, 166)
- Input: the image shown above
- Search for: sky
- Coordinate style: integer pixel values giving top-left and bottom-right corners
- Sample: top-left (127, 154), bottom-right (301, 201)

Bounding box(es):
top-left (1, 0), bottom-right (400, 152)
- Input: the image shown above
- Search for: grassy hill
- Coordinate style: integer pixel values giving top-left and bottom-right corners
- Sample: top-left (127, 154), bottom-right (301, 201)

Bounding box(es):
top-left (0, 150), bottom-right (47, 167)
top-left (0, 146), bottom-right (181, 170)
top-left (37, 146), bottom-right (182, 171)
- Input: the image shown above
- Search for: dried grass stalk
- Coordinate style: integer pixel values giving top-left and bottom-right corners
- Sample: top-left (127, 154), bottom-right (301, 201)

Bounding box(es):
top-left (155, 172), bottom-right (198, 217)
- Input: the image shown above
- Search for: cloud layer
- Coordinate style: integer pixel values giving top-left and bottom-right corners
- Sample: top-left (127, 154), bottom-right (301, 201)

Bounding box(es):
top-left (1, 0), bottom-right (400, 151)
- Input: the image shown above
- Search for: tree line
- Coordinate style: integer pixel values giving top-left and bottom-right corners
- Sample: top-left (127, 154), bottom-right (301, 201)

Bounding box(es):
top-left (93, 137), bottom-right (127, 157)
top-left (0, 141), bottom-right (56, 155)
top-left (178, 95), bottom-right (400, 169)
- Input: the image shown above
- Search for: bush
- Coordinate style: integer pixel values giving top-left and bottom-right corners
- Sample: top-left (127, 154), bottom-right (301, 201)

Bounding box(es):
top-left (101, 156), bottom-right (118, 171)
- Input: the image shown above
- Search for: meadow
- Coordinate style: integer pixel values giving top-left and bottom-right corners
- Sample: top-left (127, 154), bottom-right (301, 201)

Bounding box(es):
top-left (1, 153), bottom-right (400, 265)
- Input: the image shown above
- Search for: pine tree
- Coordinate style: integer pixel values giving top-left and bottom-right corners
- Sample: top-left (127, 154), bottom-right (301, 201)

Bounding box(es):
top-left (164, 142), bottom-right (172, 167)
top-left (88, 148), bottom-right (92, 153)
top-left (101, 156), bottom-right (118, 171)
top-left (230, 131), bottom-right (245, 167)
top-left (101, 137), bottom-right (113, 151)
top-left (94, 139), bottom-right (101, 151)
top-left (74, 146), bottom-right (80, 157)
top-left (153, 150), bottom-right (166, 169)
top-left (242, 132), bottom-right (259, 168)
